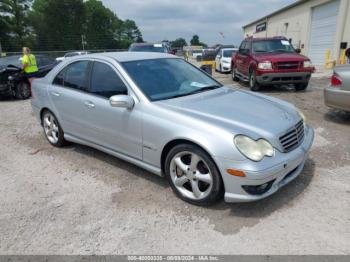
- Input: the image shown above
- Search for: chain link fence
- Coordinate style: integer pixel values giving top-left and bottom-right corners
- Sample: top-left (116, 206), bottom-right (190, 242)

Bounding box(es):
top-left (1, 49), bottom-right (128, 59)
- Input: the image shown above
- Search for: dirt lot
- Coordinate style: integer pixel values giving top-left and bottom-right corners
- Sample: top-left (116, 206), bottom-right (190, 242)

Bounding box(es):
top-left (0, 70), bottom-right (349, 255)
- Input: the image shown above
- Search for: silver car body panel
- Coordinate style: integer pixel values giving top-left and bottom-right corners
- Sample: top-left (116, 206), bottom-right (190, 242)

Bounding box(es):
top-left (324, 65), bottom-right (350, 112)
top-left (31, 52), bottom-right (314, 202)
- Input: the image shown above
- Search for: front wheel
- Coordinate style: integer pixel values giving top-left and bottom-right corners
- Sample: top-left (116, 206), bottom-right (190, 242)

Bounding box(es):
top-left (249, 69), bottom-right (261, 91)
top-left (232, 66), bottom-right (239, 81)
top-left (15, 81), bottom-right (31, 99)
top-left (295, 82), bottom-right (308, 91)
top-left (165, 144), bottom-right (224, 206)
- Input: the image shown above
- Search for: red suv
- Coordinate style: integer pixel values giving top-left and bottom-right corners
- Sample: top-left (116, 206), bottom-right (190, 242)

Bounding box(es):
top-left (232, 36), bottom-right (315, 91)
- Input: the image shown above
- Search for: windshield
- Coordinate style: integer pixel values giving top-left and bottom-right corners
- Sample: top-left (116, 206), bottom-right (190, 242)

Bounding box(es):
top-left (223, 49), bottom-right (236, 57)
top-left (129, 45), bottom-right (167, 53)
top-left (252, 40), bottom-right (295, 53)
top-left (122, 58), bottom-right (222, 101)
top-left (0, 56), bottom-right (22, 68)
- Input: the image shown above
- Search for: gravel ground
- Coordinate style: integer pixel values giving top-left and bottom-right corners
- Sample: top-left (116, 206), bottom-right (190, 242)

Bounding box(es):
top-left (0, 70), bottom-right (349, 255)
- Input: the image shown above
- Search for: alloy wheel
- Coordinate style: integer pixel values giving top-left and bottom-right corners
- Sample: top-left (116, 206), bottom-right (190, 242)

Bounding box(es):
top-left (43, 113), bottom-right (59, 144)
top-left (169, 151), bottom-right (213, 200)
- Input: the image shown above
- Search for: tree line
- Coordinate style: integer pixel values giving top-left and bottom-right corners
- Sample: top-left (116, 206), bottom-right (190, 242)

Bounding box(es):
top-left (0, 0), bottom-right (143, 52)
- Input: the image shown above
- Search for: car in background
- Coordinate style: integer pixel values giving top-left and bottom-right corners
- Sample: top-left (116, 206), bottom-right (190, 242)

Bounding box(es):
top-left (129, 43), bottom-right (173, 54)
top-left (56, 51), bottom-right (90, 62)
top-left (0, 55), bottom-right (57, 99)
top-left (232, 36), bottom-right (314, 91)
top-left (324, 65), bottom-right (350, 112)
top-left (31, 52), bottom-right (314, 205)
top-left (215, 48), bottom-right (238, 73)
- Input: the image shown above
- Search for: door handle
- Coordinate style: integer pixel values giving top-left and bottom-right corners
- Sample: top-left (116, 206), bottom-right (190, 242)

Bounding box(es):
top-left (51, 91), bottom-right (60, 97)
top-left (84, 101), bottom-right (95, 108)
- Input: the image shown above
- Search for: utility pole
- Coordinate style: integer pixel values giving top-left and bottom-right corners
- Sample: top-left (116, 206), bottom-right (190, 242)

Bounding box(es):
top-left (81, 35), bottom-right (87, 50)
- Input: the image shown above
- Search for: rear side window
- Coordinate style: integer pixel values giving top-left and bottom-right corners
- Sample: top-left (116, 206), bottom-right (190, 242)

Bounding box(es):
top-left (89, 62), bottom-right (128, 98)
top-left (64, 61), bottom-right (90, 91)
top-left (53, 69), bottom-right (65, 86)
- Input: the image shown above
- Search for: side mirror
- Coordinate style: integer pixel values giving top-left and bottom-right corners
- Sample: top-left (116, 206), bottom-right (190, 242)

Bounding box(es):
top-left (295, 48), bottom-right (301, 54)
top-left (109, 95), bottom-right (134, 110)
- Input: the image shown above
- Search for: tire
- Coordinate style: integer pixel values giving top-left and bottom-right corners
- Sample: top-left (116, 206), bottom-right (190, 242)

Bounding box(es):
top-left (41, 110), bottom-right (66, 147)
top-left (231, 65), bottom-right (239, 82)
top-left (15, 81), bottom-right (31, 99)
top-left (295, 82), bottom-right (308, 91)
top-left (249, 69), bottom-right (261, 91)
top-left (164, 144), bottom-right (224, 206)
top-left (219, 64), bottom-right (222, 73)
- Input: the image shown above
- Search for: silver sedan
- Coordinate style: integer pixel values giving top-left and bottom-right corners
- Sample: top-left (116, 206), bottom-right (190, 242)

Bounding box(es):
top-left (31, 52), bottom-right (314, 205)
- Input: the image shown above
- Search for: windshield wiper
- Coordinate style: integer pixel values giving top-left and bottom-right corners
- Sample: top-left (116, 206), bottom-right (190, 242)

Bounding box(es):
top-left (164, 85), bottom-right (221, 100)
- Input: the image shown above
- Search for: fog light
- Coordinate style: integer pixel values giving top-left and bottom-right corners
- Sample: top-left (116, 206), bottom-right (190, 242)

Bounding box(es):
top-left (242, 180), bottom-right (275, 195)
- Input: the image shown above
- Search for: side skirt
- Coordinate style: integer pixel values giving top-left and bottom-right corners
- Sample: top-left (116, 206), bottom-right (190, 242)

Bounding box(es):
top-left (64, 134), bottom-right (163, 177)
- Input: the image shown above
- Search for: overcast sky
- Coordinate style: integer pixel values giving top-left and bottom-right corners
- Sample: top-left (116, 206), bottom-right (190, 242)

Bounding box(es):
top-left (102, 0), bottom-right (297, 46)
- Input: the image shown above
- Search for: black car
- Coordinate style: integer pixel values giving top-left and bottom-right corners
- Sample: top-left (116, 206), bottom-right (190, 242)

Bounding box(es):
top-left (0, 55), bottom-right (58, 99)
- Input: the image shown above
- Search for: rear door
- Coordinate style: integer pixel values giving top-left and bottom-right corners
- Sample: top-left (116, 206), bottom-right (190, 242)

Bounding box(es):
top-left (49, 60), bottom-right (96, 140)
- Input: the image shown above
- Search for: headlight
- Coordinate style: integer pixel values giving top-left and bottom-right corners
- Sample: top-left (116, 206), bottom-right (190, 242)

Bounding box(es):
top-left (257, 61), bottom-right (272, 70)
top-left (303, 61), bottom-right (312, 68)
top-left (234, 135), bottom-right (274, 162)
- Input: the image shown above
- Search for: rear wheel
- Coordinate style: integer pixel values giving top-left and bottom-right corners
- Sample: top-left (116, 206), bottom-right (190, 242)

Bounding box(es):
top-left (165, 144), bottom-right (224, 206)
top-left (15, 81), bottom-right (31, 99)
top-left (42, 110), bottom-right (66, 147)
top-left (249, 69), bottom-right (261, 91)
top-left (295, 82), bottom-right (308, 91)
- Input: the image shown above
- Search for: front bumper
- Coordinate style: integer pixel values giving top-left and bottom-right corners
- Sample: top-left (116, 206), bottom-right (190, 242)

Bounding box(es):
top-left (220, 63), bottom-right (231, 72)
top-left (0, 83), bottom-right (13, 96)
top-left (214, 125), bottom-right (314, 203)
top-left (256, 71), bottom-right (311, 85)
top-left (324, 86), bottom-right (350, 112)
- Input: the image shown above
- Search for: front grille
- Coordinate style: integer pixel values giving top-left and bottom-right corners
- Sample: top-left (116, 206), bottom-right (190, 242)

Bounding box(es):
top-left (279, 120), bottom-right (304, 152)
top-left (275, 61), bottom-right (300, 70)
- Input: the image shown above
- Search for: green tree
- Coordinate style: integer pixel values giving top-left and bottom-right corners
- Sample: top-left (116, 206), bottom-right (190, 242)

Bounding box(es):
top-left (171, 38), bottom-right (187, 48)
top-left (84, 0), bottom-right (120, 49)
top-left (0, 0), bottom-right (32, 51)
top-left (190, 34), bottom-right (207, 47)
top-left (117, 19), bottom-right (143, 48)
top-left (30, 0), bottom-right (86, 50)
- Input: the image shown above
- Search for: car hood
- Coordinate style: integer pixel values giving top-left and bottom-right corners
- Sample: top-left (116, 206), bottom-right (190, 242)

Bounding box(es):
top-left (156, 87), bottom-right (301, 140)
top-left (254, 52), bottom-right (309, 62)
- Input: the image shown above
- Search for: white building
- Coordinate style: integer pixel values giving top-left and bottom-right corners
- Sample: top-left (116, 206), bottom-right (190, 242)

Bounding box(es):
top-left (243, 0), bottom-right (350, 65)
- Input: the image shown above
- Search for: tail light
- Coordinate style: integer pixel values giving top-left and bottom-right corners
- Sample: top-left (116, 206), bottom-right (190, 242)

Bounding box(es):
top-left (331, 74), bottom-right (342, 86)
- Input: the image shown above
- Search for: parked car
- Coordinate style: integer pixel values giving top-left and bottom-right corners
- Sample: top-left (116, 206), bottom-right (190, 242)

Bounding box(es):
top-left (324, 65), bottom-right (350, 112)
top-left (232, 36), bottom-right (315, 91)
top-left (129, 43), bottom-right (173, 54)
top-left (31, 52), bottom-right (314, 205)
top-left (56, 51), bottom-right (90, 62)
top-left (0, 55), bottom-right (58, 99)
top-left (215, 48), bottom-right (238, 73)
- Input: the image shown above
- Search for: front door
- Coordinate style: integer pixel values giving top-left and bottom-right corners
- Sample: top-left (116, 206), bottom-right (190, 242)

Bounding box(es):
top-left (82, 61), bottom-right (143, 160)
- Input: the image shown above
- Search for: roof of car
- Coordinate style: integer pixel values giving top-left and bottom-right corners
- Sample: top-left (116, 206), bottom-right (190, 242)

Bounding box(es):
top-left (82, 51), bottom-right (175, 62)
top-left (246, 36), bottom-right (287, 42)
top-left (130, 42), bottom-right (163, 47)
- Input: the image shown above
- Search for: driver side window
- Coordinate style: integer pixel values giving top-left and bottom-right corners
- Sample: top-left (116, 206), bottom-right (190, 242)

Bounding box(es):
top-left (89, 62), bottom-right (128, 98)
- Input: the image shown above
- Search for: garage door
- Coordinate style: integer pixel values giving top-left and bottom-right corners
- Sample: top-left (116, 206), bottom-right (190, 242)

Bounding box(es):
top-left (308, 0), bottom-right (340, 65)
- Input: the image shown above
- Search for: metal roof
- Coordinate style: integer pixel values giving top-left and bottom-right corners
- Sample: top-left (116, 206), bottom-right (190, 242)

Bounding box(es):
top-left (242, 0), bottom-right (308, 29)
top-left (82, 52), bottom-right (175, 62)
